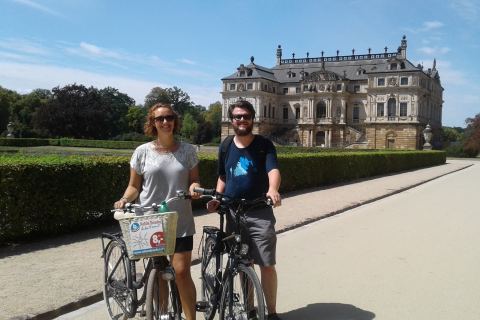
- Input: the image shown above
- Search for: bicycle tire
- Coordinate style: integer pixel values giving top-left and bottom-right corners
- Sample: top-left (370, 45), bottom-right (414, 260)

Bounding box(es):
top-left (201, 235), bottom-right (220, 320)
top-left (103, 240), bottom-right (136, 319)
top-left (219, 264), bottom-right (266, 320)
top-left (145, 267), bottom-right (182, 320)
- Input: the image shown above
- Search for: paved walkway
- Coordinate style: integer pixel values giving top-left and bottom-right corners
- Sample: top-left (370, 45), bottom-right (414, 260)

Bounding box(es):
top-left (0, 159), bottom-right (474, 320)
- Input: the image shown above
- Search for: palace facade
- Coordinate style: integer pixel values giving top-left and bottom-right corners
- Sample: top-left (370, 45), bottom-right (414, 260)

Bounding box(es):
top-left (220, 36), bottom-right (443, 149)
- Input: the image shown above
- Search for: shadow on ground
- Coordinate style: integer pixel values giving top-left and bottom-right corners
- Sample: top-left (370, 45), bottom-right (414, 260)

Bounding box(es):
top-left (281, 303), bottom-right (375, 320)
top-left (0, 223), bottom-right (120, 259)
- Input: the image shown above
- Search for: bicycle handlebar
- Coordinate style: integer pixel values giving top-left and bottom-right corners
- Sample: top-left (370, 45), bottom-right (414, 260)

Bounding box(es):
top-left (193, 187), bottom-right (273, 207)
top-left (112, 190), bottom-right (191, 213)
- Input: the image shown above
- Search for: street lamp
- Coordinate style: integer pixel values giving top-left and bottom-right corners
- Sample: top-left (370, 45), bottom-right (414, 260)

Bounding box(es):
top-left (422, 123), bottom-right (432, 150)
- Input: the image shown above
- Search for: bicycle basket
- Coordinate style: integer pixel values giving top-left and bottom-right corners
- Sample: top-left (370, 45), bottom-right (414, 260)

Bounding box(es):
top-left (118, 211), bottom-right (178, 260)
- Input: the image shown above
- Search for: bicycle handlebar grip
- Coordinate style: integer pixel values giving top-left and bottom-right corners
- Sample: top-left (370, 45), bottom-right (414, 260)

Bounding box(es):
top-left (265, 197), bottom-right (274, 206)
top-left (193, 187), bottom-right (216, 196)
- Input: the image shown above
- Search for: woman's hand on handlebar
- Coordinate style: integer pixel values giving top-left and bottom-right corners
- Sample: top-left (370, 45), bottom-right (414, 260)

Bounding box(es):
top-left (266, 189), bottom-right (281, 208)
top-left (114, 198), bottom-right (127, 209)
top-left (189, 183), bottom-right (201, 200)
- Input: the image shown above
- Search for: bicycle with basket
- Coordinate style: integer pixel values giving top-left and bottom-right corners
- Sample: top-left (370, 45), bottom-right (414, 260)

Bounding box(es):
top-left (195, 187), bottom-right (272, 320)
top-left (101, 190), bottom-right (190, 320)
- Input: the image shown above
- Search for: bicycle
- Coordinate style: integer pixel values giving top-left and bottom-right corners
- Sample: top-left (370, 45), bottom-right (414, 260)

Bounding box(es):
top-left (101, 190), bottom-right (190, 320)
top-left (194, 187), bottom-right (271, 320)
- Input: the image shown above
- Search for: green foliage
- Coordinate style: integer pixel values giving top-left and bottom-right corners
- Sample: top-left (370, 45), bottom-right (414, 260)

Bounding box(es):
top-left (0, 150), bottom-right (445, 244)
top-left (0, 86), bottom-right (21, 135)
top-left (33, 84), bottom-right (134, 139)
top-left (0, 138), bottom-right (145, 149)
top-left (463, 113), bottom-right (480, 157)
top-left (181, 112), bottom-right (198, 142)
top-left (126, 105), bottom-right (147, 133)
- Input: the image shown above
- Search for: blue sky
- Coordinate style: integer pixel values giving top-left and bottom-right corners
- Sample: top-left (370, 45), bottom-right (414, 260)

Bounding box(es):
top-left (0, 0), bottom-right (479, 127)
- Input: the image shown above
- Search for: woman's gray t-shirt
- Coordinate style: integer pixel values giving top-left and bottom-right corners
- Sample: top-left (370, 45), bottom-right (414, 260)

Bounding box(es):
top-left (130, 142), bottom-right (198, 238)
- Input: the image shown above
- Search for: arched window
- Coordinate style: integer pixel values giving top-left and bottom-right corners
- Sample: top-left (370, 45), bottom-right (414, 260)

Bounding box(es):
top-left (316, 101), bottom-right (327, 118)
top-left (388, 98), bottom-right (396, 120)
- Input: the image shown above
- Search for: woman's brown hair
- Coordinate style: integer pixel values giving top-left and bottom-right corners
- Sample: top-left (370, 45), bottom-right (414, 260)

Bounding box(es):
top-left (144, 103), bottom-right (181, 136)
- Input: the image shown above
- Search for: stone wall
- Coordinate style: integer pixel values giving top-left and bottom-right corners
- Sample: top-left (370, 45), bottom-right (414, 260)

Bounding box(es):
top-left (366, 124), bottom-right (420, 149)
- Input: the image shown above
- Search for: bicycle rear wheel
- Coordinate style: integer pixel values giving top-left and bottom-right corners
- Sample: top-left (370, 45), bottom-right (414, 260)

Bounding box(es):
top-left (219, 264), bottom-right (266, 320)
top-left (201, 235), bottom-right (220, 320)
top-left (103, 240), bottom-right (136, 319)
top-left (145, 267), bottom-right (182, 320)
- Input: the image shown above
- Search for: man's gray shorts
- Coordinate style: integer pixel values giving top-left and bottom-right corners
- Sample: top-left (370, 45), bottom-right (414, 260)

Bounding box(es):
top-left (227, 206), bottom-right (277, 267)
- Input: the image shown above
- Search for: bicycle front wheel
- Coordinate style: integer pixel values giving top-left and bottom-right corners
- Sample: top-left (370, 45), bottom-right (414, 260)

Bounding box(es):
top-left (201, 235), bottom-right (220, 320)
top-left (219, 264), bottom-right (266, 320)
top-left (145, 268), bottom-right (182, 320)
top-left (103, 240), bottom-right (135, 319)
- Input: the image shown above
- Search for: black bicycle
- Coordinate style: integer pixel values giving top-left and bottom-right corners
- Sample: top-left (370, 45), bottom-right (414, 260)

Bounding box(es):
top-left (101, 190), bottom-right (189, 320)
top-left (194, 187), bottom-right (271, 320)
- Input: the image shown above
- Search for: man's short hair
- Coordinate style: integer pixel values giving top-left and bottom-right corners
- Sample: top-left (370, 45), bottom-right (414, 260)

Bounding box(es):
top-left (228, 100), bottom-right (256, 120)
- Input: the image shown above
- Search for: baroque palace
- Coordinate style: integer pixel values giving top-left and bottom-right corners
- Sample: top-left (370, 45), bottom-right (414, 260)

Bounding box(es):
top-left (220, 36), bottom-right (443, 149)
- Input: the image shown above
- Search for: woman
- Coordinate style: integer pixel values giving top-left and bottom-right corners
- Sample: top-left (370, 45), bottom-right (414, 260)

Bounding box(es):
top-left (114, 102), bottom-right (199, 320)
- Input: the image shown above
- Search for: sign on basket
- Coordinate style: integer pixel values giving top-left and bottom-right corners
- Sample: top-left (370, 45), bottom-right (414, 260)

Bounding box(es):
top-left (119, 211), bottom-right (178, 259)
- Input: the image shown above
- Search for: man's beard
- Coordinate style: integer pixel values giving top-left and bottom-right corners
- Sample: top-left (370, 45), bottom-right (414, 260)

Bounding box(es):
top-left (233, 123), bottom-right (253, 136)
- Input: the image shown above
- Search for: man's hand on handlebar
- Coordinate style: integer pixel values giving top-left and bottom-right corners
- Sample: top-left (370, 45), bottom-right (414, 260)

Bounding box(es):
top-left (266, 188), bottom-right (281, 208)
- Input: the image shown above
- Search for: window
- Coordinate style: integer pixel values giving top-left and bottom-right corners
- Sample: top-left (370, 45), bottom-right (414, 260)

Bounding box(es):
top-left (296, 87), bottom-right (300, 93)
top-left (400, 77), bottom-right (408, 85)
top-left (390, 63), bottom-right (398, 70)
top-left (247, 70), bottom-right (253, 76)
top-left (295, 107), bottom-right (300, 119)
top-left (336, 84), bottom-right (342, 91)
top-left (354, 85), bottom-right (360, 93)
top-left (388, 98), bottom-right (396, 119)
top-left (353, 105), bottom-right (360, 123)
top-left (264, 84), bottom-right (268, 91)
top-left (377, 78), bottom-right (385, 86)
top-left (272, 87), bottom-right (276, 93)
top-left (263, 105), bottom-right (267, 118)
top-left (229, 83), bottom-right (236, 91)
top-left (283, 107), bottom-right (289, 120)
top-left (400, 102), bottom-right (407, 117)
top-left (239, 71), bottom-right (245, 77)
top-left (268, 104), bottom-right (271, 118)
top-left (316, 101), bottom-right (327, 118)
top-left (283, 88), bottom-right (288, 94)
top-left (377, 103), bottom-right (384, 117)
top-left (247, 83), bottom-right (253, 90)
top-left (272, 107), bottom-right (275, 118)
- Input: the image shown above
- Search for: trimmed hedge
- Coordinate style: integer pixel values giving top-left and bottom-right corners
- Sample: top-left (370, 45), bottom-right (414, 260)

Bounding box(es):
top-left (0, 138), bottom-right (144, 149)
top-left (0, 150), bottom-right (445, 245)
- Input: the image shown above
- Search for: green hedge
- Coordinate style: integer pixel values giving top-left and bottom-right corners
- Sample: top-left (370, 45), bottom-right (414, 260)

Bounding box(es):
top-left (0, 138), bottom-right (144, 149)
top-left (0, 150), bottom-right (445, 245)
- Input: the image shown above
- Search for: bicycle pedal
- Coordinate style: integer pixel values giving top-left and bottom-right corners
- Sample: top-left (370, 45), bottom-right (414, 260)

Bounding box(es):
top-left (195, 300), bottom-right (210, 312)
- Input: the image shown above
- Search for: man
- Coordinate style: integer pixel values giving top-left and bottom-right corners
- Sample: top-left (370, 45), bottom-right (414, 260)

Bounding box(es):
top-left (207, 100), bottom-right (282, 320)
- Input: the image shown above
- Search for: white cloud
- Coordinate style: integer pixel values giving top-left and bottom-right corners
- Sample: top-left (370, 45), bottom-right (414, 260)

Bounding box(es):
top-left (406, 20), bottom-right (445, 34)
top-left (418, 46), bottom-right (451, 56)
top-left (0, 61), bottom-right (221, 106)
top-left (12, 0), bottom-right (63, 17)
top-left (450, 0), bottom-right (480, 23)
top-left (0, 38), bottom-right (50, 56)
top-left (178, 58), bottom-right (196, 65)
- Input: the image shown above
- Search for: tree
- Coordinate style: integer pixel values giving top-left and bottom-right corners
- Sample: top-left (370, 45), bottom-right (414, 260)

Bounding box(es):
top-left (463, 113), bottom-right (480, 157)
top-left (33, 84), bottom-right (134, 139)
top-left (204, 101), bottom-right (222, 139)
top-left (181, 112), bottom-right (198, 142)
top-left (441, 126), bottom-right (463, 148)
top-left (126, 105), bottom-right (147, 133)
top-left (0, 86), bottom-right (22, 135)
top-left (144, 86), bottom-right (194, 115)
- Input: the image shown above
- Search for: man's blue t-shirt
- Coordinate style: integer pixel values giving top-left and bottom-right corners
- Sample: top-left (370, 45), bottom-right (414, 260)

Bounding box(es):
top-left (219, 135), bottom-right (278, 200)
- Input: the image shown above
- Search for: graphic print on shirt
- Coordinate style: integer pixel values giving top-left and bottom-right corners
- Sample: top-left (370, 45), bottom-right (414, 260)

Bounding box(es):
top-left (230, 156), bottom-right (256, 177)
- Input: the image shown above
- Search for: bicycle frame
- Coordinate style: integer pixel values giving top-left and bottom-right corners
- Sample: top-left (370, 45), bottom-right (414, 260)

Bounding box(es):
top-left (197, 188), bottom-right (271, 319)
